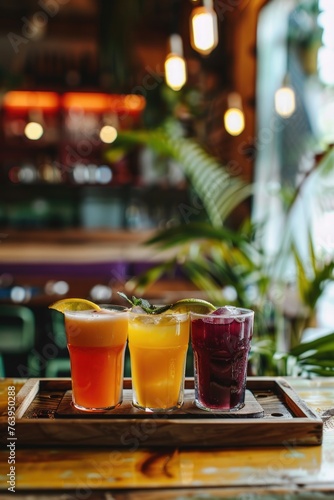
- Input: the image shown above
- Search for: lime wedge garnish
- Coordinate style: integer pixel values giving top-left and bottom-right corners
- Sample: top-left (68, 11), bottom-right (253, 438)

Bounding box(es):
top-left (169, 298), bottom-right (216, 314)
top-left (48, 298), bottom-right (101, 313)
top-left (117, 292), bottom-right (215, 314)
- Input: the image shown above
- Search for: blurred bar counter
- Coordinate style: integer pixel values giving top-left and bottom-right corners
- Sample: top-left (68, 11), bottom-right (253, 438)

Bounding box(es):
top-left (0, 228), bottom-right (198, 306)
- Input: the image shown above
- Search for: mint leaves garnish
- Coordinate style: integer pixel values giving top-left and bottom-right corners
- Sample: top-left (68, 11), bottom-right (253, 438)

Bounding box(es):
top-left (117, 292), bottom-right (170, 315)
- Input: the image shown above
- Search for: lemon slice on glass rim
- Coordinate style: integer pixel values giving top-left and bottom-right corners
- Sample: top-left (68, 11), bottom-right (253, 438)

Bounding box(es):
top-left (48, 298), bottom-right (101, 313)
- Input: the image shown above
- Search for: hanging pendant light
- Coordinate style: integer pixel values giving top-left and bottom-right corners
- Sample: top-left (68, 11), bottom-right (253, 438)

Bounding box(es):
top-left (274, 75), bottom-right (296, 118)
top-left (164, 34), bottom-right (187, 91)
top-left (190, 0), bottom-right (218, 56)
top-left (224, 92), bottom-right (245, 136)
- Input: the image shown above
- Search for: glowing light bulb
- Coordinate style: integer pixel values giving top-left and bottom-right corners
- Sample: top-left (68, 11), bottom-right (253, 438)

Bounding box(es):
top-left (24, 122), bottom-right (44, 140)
top-left (224, 93), bottom-right (245, 136)
top-left (274, 86), bottom-right (296, 118)
top-left (164, 34), bottom-right (187, 91)
top-left (100, 125), bottom-right (118, 144)
top-left (190, 1), bottom-right (218, 55)
top-left (165, 54), bottom-right (187, 91)
top-left (224, 108), bottom-right (245, 136)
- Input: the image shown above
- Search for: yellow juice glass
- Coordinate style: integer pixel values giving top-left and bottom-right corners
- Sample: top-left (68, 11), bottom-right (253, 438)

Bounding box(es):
top-left (64, 307), bottom-right (128, 411)
top-left (128, 310), bottom-right (189, 412)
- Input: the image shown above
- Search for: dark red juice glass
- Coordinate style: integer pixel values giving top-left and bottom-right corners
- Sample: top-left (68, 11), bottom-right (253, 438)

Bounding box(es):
top-left (190, 307), bottom-right (254, 411)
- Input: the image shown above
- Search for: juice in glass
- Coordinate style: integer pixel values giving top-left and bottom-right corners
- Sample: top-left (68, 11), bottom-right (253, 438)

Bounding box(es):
top-left (190, 306), bottom-right (254, 411)
top-left (128, 311), bottom-right (189, 411)
top-left (64, 307), bottom-right (128, 411)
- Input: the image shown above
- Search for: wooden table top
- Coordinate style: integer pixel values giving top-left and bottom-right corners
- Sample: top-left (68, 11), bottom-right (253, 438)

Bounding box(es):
top-left (0, 228), bottom-right (170, 263)
top-left (0, 377), bottom-right (333, 498)
top-left (0, 227), bottom-right (200, 306)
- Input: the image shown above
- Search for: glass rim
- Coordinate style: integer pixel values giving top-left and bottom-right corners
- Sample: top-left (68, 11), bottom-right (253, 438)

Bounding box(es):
top-left (99, 304), bottom-right (128, 311)
top-left (63, 305), bottom-right (128, 317)
top-left (190, 307), bottom-right (254, 319)
top-left (128, 309), bottom-right (189, 321)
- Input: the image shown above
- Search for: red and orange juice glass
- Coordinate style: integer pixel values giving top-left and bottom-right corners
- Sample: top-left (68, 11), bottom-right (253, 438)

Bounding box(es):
top-left (64, 306), bottom-right (128, 411)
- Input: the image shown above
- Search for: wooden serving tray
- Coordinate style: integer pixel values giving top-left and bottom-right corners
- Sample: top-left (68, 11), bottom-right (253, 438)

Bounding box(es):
top-left (56, 387), bottom-right (264, 419)
top-left (0, 377), bottom-right (323, 448)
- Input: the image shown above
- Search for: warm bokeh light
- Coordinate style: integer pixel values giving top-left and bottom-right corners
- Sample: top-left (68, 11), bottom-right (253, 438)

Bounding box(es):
top-left (2, 91), bottom-right (146, 119)
top-left (100, 125), bottom-right (118, 144)
top-left (190, 5), bottom-right (218, 55)
top-left (164, 54), bottom-right (187, 91)
top-left (274, 86), bottom-right (296, 118)
top-left (62, 93), bottom-right (146, 114)
top-left (62, 93), bottom-right (109, 111)
top-left (123, 94), bottom-right (146, 112)
top-left (24, 122), bottom-right (44, 140)
top-left (3, 91), bottom-right (59, 110)
top-left (224, 108), bottom-right (245, 136)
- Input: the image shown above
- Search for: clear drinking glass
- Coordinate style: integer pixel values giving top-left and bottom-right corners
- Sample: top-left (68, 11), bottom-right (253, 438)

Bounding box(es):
top-left (190, 307), bottom-right (254, 412)
top-left (128, 310), bottom-right (189, 412)
top-left (64, 306), bottom-right (128, 411)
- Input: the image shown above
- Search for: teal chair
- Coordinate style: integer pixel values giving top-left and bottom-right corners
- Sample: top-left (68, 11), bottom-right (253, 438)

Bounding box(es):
top-left (0, 355), bottom-right (5, 377)
top-left (49, 309), bottom-right (67, 349)
top-left (44, 310), bottom-right (70, 377)
top-left (0, 305), bottom-right (37, 377)
top-left (45, 358), bottom-right (71, 377)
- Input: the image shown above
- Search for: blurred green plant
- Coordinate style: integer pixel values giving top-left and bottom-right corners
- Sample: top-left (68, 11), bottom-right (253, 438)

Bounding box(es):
top-left (112, 121), bottom-right (334, 377)
top-left (275, 332), bottom-right (334, 377)
top-left (109, 119), bottom-right (253, 226)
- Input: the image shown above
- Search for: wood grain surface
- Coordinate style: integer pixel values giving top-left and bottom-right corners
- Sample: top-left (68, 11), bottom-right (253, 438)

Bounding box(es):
top-left (0, 377), bottom-right (333, 496)
top-left (0, 378), bottom-right (323, 449)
